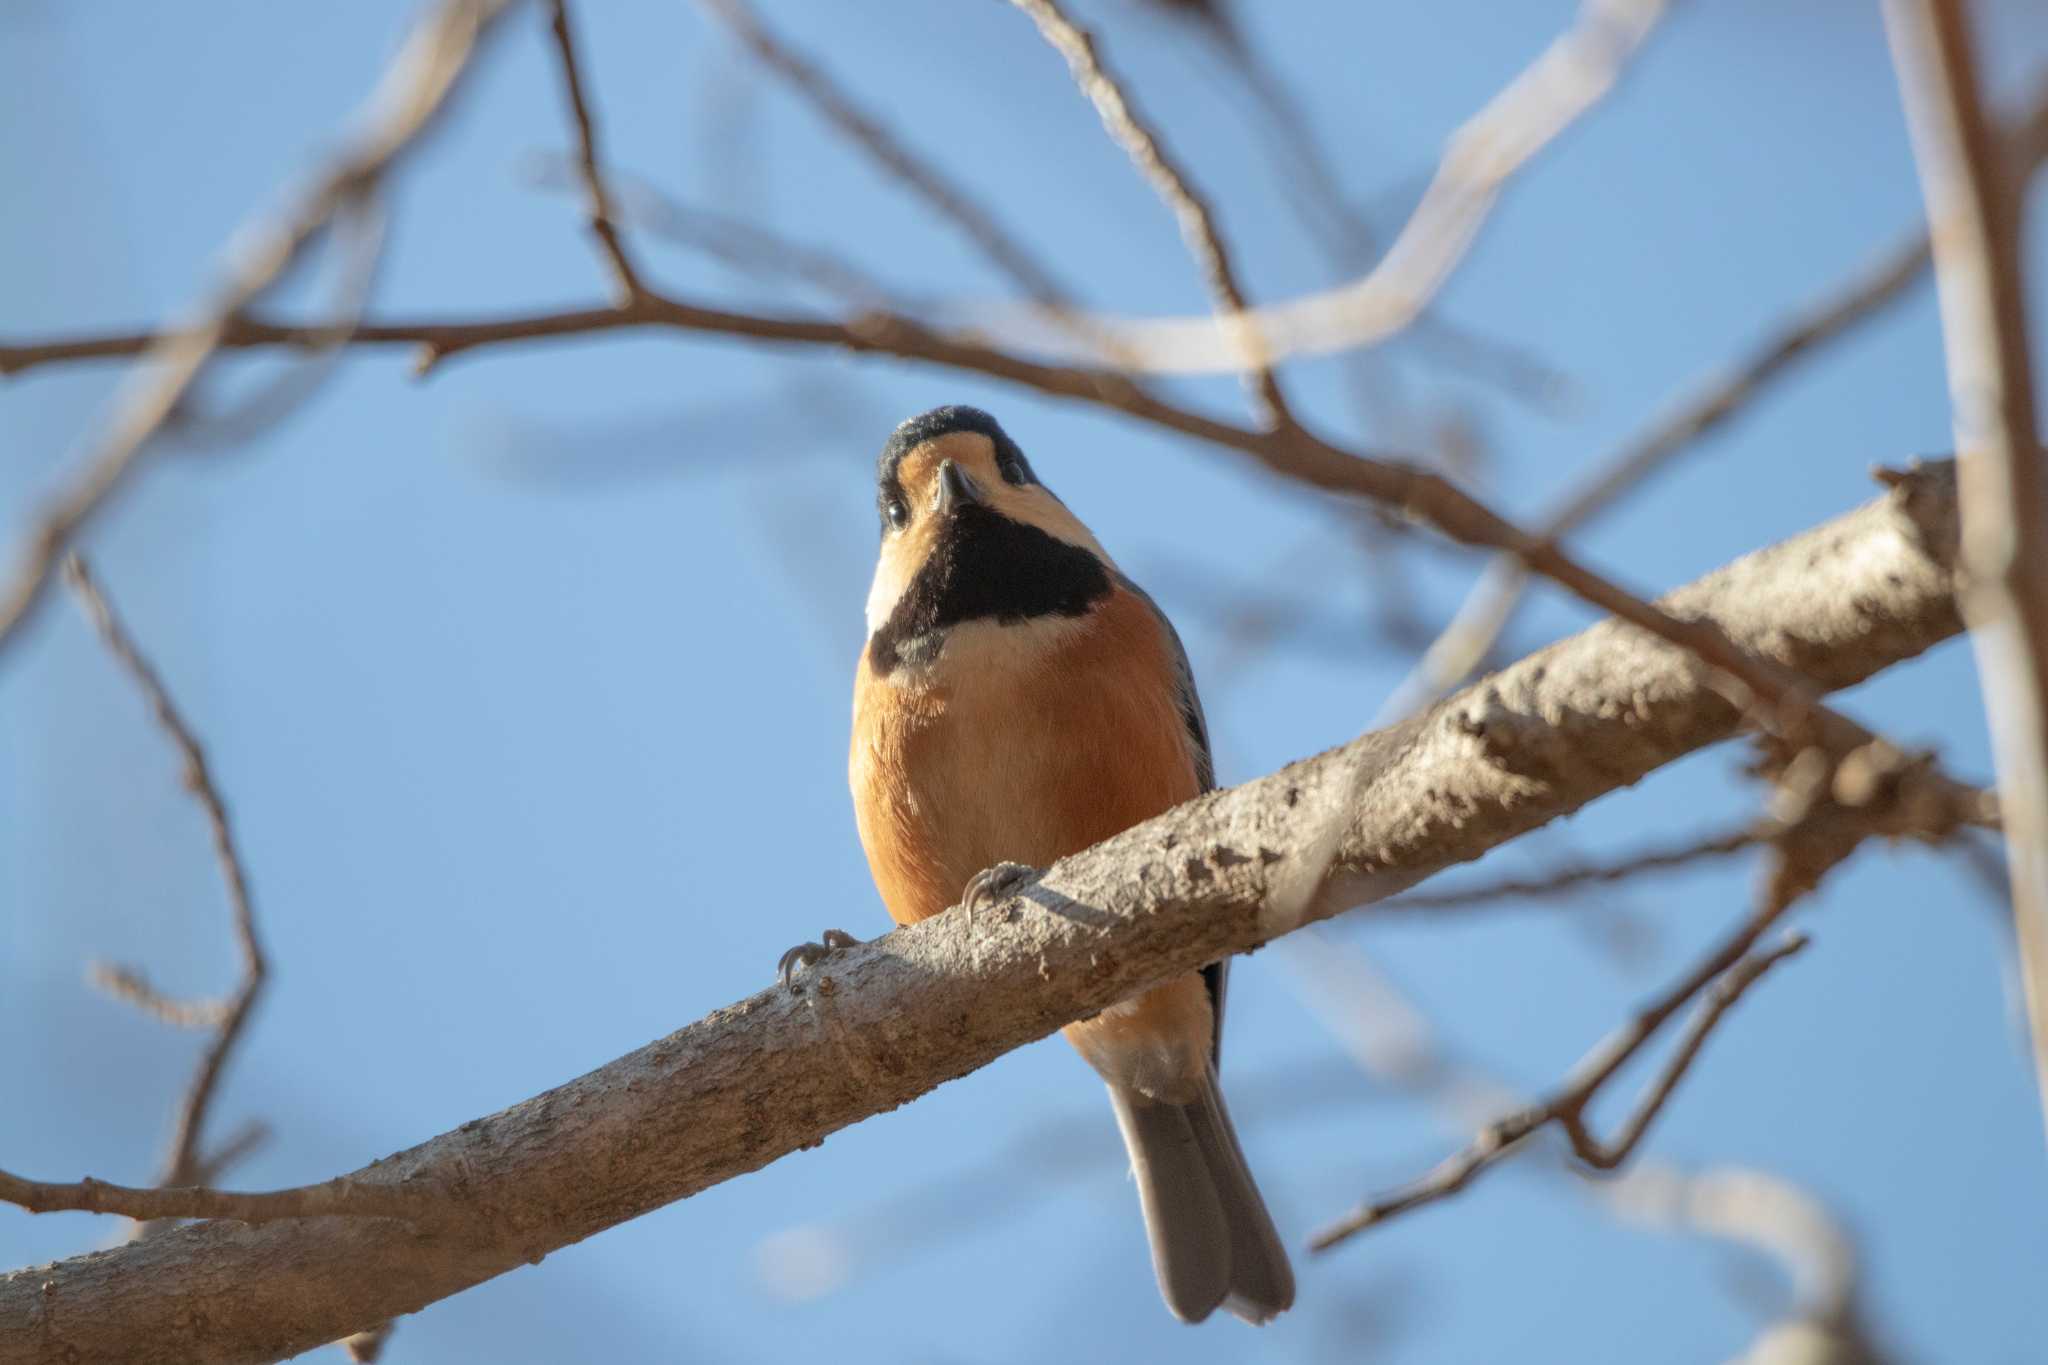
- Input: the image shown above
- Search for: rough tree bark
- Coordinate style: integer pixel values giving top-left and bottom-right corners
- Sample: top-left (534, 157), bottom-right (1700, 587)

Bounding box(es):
top-left (0, 463), bottom-right (1966, 1365)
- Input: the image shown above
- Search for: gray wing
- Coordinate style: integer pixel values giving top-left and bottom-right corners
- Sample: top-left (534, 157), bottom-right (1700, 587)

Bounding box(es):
top-left (1117, 575), bottom-right (1228, 1062)
top-left (1117, 573), bottom-right (1215, 793)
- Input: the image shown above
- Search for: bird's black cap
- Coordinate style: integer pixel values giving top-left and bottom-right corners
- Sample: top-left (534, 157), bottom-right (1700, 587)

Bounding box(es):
top-left (875, 406), bottom-right (1038, 527)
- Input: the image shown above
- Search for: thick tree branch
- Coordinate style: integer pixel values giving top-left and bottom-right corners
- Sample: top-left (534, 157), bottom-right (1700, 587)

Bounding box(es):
top-left (1886, 0), bottom-right (2048, 1139)
top-left (0, 463), bottom-right (1967, 1365)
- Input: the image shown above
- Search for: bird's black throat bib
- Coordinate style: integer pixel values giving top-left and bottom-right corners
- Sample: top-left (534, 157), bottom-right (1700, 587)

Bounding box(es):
top-left (868, 505), bottom-right (1111, 674)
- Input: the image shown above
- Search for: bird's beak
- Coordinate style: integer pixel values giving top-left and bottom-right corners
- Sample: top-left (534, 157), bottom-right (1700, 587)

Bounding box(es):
top-left (935, 459), bottom-right (983, 514)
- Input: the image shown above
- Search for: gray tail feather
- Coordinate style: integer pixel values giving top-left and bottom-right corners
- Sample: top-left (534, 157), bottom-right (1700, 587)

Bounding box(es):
top-left (1108, 1070), bottom-right (1295, 1325)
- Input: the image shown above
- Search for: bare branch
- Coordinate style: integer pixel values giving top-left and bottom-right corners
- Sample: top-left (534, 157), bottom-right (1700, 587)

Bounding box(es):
top-left (1008, 0), bottom-right (1293, 427)
top-left (65, 557), bottom-right (269, 1192)
top-left (998, 0), bottom-right (1668, 372)
top-left (87, 961), bottom-right (231, 1032)
top-left (0, 1169), bottom-right (416, 1225)
top-left (1885, 0), bottom-right (2048, 1141)
top-left (543, 0), bottom-right (646, 302)
top-left (524, 160), bottom-right (909, 309)
top-left (1156, 0), bottom-right (1573, 412)
top-left (1608, 1164), bottom-right (1861, 1324)
top-left (1393, 751), bottom-right (1995, 911)
top-left (1379, 75), bottom-right (2048, 720)
top-left (1310, 931), bottom-right (1809, 1249)
top-left (188, 1123), bottom-right (274, 1188)
top-left (1291, 913), bottom-right (1897, 1357)
top-left (0, 463), bottom-right (1970, 1365)
top-left (1608, 1163), bottom-right (1898, 1362)
top-left (0, 0), bottom-right (515, 663)
top-left (1389, 824), bottom-right (1767, 910)
top-left (1568, 932), bottom-right (1811, 1167)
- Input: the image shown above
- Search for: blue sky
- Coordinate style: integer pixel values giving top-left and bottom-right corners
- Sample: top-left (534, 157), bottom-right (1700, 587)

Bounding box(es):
top-left (5, 2), bottom-right (2048, 1361)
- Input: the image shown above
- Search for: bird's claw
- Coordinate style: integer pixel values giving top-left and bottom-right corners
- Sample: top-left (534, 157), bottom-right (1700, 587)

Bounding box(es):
top-left (961, 861), bottom-right (1040, 917)
top-left (778, 929), bottom-right (862, 990)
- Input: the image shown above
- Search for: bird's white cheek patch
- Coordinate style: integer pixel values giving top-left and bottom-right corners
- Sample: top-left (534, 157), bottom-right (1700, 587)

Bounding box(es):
top-left (864, 556), bottom-right (911, 637)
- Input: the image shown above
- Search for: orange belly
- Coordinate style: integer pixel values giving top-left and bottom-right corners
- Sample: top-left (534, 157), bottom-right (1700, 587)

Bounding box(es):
top-left (849, 586), bottom-right (1213, 1100)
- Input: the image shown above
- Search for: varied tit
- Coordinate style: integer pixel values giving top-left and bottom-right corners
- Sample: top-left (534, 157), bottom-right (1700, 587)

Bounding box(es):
top-left (784, 405), bottom-right (1294, 1325)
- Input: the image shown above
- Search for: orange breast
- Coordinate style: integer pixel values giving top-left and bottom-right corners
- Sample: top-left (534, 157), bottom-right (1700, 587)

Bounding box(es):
top-left (849, 586), bottom-right (1201, 925)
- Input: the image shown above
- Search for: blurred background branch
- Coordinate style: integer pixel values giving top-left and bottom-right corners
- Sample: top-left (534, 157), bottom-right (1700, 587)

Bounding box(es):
top-left (1885, 0), bottom-right (2048, 1144)
top-left (993, 0), bottom-right (1669, 372)
top-left (0, 0), bottom-right (514, 660)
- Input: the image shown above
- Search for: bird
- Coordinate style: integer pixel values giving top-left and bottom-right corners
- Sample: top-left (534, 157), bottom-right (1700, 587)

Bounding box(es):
top-left (781, 404), bottom-right (1294, 1325)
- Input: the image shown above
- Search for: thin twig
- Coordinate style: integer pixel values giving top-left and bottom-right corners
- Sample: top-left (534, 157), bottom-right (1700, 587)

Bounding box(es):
top-left (65, 557), bottom-right (268, 1191)
top-left (524, 159), bottom-right (909, 309)
top-left (1291, 919), bottom-right (1887, 1353)
top-left (1310, 929), bottom-right (1809, 1249)
top-left (1009, 0), bottom-right (1292, 428)
top-left (544, 0), bottom-right (646, 302)
top-left (0, 1167), bottom-right (417, 1224)
top-left (86, 962), bottom-right (230, 1031)
top-left (1166, 0), bottom-right (1572, 412)
top-left (694, 0), bottom-right (1077, 312)
top-left (188, 1122), bottom-right (274, 1187)
top-left (153, 195), bottom-right (392, 455)
top-left (1389, 824), bottom-right (1767, 910)
top-left (1565, 933), bottom-right (1810, 1166)
top-left (1885, 0), bottom-right (2048, 1141)
top-left (0, 0), bottom-right (515, 663)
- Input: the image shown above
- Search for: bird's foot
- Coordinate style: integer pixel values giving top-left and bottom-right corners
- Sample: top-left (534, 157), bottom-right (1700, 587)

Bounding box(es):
top-left (960, 861), bottom-right (1040, 917)
top-left (778, 928), bottom-right (862, 989)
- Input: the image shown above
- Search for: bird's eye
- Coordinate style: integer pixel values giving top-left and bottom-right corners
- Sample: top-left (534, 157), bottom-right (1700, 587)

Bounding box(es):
top-left (998, 454), bottom-right (1028, 486)
top-left (884, 497), bottom-right (909, 530)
